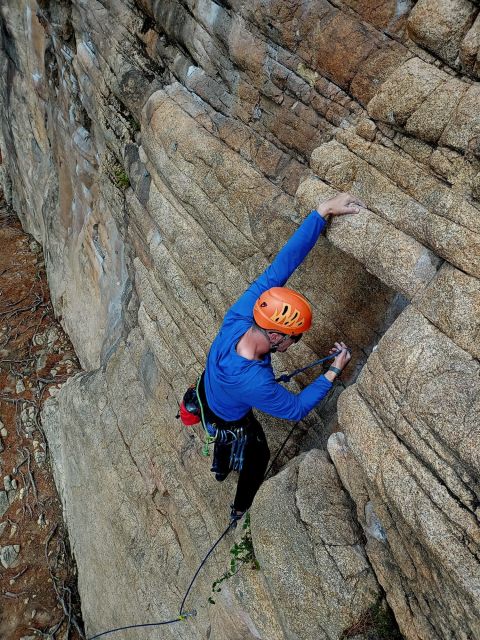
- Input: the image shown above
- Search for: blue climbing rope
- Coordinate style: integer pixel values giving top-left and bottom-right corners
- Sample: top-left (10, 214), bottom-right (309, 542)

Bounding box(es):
top-left (275, 349), bottom-right (345, 383)
top-left (86, 523), bottom-right (234, 639)
top-left (87, 613), bottom-right (196, 640)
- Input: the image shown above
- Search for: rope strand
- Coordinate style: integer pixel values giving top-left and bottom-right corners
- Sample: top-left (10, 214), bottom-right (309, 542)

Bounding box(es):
top-left (179, 522), bottom-right (233, 616)
top-left (275, 350), bottom-right (342, 383)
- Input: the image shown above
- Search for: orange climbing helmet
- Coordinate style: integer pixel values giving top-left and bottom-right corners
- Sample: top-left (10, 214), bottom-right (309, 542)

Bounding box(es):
top-left (253, 287), bottom-right (312, 336)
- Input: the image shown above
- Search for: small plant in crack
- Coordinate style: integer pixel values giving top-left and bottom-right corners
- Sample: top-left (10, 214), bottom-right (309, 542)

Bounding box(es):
top-left (127, 114), bottom-right (141, 133)
top-left (208, 512), bottom-right (259, 605)
top-left (111, 163), bottom-right (130, 190)
top-left (340, 596), bottom-right (403, 639)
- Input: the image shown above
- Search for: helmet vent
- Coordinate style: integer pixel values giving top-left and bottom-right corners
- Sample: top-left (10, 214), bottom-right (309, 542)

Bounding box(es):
top-left (253, 287), bottom-right (312, 334)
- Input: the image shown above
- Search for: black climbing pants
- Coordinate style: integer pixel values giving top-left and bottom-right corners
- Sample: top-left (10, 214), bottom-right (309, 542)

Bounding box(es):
top-left (198, 374), bottom-right (270, 513)
top-left (212, 412), bottom-right (270, 512)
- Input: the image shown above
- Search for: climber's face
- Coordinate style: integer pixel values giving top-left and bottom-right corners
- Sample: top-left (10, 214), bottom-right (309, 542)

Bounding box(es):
top-left (269, 332), bottom-right (302, 353)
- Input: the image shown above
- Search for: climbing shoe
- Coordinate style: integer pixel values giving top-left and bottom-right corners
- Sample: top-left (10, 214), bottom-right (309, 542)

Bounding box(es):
top-left (229, 505), bottom-right (246, 528)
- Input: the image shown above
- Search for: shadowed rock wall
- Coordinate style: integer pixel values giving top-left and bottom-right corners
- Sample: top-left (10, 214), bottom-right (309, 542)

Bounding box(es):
top-left (1, 1), bottom-right (479, 639)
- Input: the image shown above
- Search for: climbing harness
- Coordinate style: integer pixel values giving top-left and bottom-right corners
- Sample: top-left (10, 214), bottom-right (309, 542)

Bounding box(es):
top-left (179, 376), bottom-right (252, 469)
top-left (178, 349), bottom-right (349, 470)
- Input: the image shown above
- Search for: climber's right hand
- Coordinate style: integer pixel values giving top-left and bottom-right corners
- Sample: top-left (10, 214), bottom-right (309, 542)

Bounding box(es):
top-left (330, 341), bottom-right (351, 371)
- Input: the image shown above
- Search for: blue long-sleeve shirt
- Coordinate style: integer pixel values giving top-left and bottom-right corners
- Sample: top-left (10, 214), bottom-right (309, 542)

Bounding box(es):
top-left (204, 210), bottom-right (332, 421)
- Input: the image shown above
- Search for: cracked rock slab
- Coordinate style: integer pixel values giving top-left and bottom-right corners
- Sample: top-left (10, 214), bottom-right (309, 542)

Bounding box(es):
top-left (0, 492), bottom-right (9, 518)
top-left (251, 449), bottom-right (380, 640)
top-left (296, 177), bottom-right (441, 298)
top-left (334, 306), bottom-right (480, 640)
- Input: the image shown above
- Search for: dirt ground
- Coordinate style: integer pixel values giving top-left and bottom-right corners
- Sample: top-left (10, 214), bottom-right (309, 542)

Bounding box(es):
top-left (0, 196), bottom-right (84, 639)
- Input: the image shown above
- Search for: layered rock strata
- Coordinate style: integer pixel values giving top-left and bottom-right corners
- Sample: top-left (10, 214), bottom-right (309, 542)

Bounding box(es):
top-left (1, 1), bottom-right (479, 639)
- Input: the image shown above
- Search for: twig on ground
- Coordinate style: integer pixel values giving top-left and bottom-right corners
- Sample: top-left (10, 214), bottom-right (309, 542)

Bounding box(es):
top-left (2, 590), bottom-right (29, 598)
top-left (11, 566), bottom-right (28, 581)
top-left (26, 447), bottom-right (38, 505)
top-left (44, 525), bottom-right (85, 639)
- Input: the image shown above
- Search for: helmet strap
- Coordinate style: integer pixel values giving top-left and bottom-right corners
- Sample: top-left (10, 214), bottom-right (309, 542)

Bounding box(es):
top-left (267, 331), bottom-right (290, 353)
top-left (252, 323), bottom-right (290, 354)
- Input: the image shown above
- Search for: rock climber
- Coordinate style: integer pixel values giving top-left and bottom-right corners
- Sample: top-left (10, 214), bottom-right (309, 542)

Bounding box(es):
top-left (184, 192), bottom-right (364, 524)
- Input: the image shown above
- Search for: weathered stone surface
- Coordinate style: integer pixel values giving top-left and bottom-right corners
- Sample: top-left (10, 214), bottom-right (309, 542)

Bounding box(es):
top-left (0, 544), bottom-right (20, 569)
top-left (251, 450), bottom-right (380, 640)
top-left (333, 307), bottom-right (480, 640)
top-left (460, 13), bottom-right (480, 76)
top-left (296, 177), bottom-right (441, 298)
top-left (0, 492), bottom-right (9, 518)
top-left (310, 138), bottom-right (480, 277)
top-left (407, 0), bottom-right (478, 68)
top-left (367, 56), bottom-right (480, 157)
top-left (414, 263), bottom-right (480, 359)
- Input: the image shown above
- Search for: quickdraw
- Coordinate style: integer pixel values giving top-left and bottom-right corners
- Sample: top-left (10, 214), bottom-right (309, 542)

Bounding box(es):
top-left (195, 376), bottom-right (217, 456)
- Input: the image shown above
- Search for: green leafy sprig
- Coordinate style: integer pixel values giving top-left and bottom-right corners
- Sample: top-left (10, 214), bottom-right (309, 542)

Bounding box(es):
top-left (208, 512), bottom-right (259, 605)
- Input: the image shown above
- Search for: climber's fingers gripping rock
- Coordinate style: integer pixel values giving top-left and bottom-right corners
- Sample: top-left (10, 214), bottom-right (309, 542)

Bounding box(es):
top-left (317, 192), bottom-right (366, 218)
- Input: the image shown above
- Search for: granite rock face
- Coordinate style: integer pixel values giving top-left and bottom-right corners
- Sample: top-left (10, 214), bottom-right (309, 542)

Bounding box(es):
top-left (250, 450), bottom-right (379, 640)
top-left (1, 1), bottom-right (479, 639)
top-left (329, 307), bottom-right (480, 640)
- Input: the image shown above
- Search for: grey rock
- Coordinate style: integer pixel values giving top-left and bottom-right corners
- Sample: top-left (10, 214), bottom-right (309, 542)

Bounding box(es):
top-left (0, 492), bottom-right (9, 518)
top-left (251, 450), bottom-right (380, 640)
top-left (335, 308), bottom-right (480, 640)
top-left (365, 502), bottom-right (387, 544)
top-left (2, 1), bottom-right (480, 639)
top-left (15, 379), bottom-right (25, 394)
top-left (34, 451), bottom-right (46, 466)
top-left (35, 353), bottom-right (47, 371)
top-left (0, 544), bottom-right (20, 569)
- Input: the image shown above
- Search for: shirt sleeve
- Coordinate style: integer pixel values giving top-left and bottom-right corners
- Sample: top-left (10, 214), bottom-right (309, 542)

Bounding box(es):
top-left (248, 370), bottom-right (333, 421)
top-left (227, 211), bottom-right (326, 321)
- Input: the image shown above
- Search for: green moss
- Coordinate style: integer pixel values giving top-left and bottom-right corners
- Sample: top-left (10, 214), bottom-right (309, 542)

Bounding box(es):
top-left (131, 117), bottom-right (141, 133)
